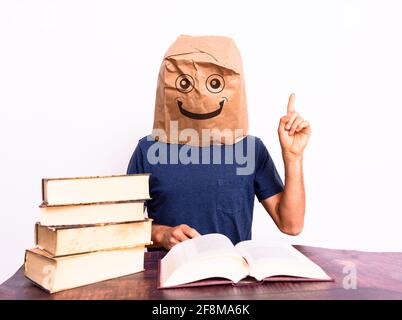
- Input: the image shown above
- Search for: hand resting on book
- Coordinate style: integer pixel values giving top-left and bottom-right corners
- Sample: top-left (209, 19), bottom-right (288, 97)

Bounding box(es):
top-left (152, 223), bottom-right (201, 250)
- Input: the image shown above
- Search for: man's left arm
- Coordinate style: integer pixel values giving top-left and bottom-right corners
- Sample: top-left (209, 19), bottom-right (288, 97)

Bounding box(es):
top-left (261, 93), bottom-right (311, 235)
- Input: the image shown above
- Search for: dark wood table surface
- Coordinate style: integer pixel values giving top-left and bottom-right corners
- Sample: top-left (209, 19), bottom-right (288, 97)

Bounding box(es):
top-left (1, 245), bottom-right (401, 300)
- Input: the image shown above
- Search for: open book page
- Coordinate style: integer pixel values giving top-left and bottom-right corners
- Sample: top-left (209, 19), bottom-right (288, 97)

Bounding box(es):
top-left (160, 234), bottom-right (249, 288)
top-left (235, 240), bottom-right (331, 281)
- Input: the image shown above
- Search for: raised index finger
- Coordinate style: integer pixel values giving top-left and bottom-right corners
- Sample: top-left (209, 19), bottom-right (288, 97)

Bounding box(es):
top-left (287, 93), bottom-right (295, 114)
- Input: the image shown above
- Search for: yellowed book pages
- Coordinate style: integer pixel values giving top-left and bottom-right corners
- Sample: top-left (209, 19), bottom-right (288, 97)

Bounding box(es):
top-left (42, 174), bottom-right (150, 206)
top-left (40, 200), bottom-right (145, 226)
top-left (35, 219), bottom-right (152, 256)
top-left (24, 245), bottom-right (145, 293)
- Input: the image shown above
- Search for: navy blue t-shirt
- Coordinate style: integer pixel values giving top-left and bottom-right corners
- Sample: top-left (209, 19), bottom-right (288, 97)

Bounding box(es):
top-left (127, 135), bottom-right (283, 245)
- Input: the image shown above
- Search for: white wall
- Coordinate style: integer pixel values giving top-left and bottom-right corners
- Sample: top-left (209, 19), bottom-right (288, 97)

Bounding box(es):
top-left (1, 0), bottom-right (402, 284)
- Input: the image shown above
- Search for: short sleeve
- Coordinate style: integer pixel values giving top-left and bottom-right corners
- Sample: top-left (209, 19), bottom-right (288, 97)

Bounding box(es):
top-left (254, 138), bottom-right (284, 201)
top-left (127, 143), bottom-right (145, 174)
top-left (127, 142), bottom-right (150, 210)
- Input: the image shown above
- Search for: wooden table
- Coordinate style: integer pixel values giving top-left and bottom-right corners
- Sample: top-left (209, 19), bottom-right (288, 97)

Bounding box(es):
top-left (0, 246), bottom-right (401, 299)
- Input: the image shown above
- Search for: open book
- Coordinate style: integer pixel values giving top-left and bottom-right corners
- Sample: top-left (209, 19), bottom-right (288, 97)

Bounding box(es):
top-left (158, 234), bottom-right (332, 289)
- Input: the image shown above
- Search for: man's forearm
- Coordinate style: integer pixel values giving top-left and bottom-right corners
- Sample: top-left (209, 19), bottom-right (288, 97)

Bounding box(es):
top-left (278, 155), bottom-right (305, 234)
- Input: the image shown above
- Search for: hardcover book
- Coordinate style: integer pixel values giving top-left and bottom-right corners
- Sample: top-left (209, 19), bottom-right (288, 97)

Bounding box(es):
top-left (25, 245), bottom-right (146, 293)
top-left (158, 234), bottom-right (332, 289)
top-left (41, 174), bottom-right (150, 206)
top-left (39, 200), bottom-right (145, 226)
top-left (35, 219), bottom-right (152, 256)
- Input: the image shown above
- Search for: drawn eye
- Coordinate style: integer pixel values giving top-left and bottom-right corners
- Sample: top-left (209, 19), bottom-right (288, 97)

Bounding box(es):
top-left (175, 74), bottom-right (195, 93)
top-left (206, 74), bottom-right (225, 93)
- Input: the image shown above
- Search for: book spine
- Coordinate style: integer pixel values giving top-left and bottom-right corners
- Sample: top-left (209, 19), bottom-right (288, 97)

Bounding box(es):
top-left (34, 222), bottom-right (39, 246)
top-left (41, 179), bottom-right (48, 204)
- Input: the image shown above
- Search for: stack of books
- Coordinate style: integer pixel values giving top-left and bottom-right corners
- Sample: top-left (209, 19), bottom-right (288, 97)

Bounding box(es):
top-left (24, 174), bottom-right (152, 293)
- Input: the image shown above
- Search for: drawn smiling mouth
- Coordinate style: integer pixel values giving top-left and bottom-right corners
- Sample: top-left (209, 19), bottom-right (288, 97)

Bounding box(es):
top-left (177, 98), bottom-right (227, 120)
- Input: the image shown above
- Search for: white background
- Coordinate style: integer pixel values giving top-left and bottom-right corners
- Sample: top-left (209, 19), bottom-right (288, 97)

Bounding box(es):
top-left (1, 0), bottom-right (402, 284)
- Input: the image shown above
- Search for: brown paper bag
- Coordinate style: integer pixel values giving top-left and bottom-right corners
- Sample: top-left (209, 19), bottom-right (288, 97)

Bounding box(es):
top-left (151, 35), bottom-right (248, 146)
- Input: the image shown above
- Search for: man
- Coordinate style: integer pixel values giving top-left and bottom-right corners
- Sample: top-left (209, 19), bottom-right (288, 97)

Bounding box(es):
top-left (128, 35), bottom-right (311, 250)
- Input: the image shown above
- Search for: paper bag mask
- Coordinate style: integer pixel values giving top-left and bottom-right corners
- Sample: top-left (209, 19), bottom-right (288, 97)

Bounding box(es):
top-left (151, 35), bottom-right (248, 146)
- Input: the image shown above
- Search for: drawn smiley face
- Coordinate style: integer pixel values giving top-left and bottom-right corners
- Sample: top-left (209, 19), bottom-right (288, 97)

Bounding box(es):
top-left (175, 74), bottom-right (227, 120)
